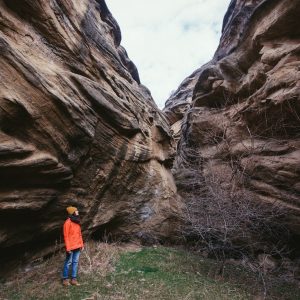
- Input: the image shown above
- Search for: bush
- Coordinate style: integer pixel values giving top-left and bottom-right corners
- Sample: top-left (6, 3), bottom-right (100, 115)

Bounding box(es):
top-left (174, 147), bottom-right (290, 263)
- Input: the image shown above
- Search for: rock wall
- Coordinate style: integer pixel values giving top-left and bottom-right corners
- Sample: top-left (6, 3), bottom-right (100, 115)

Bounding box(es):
top-left (0, 0), bottom-right (182, 273)
top-left (165, 0), bottom-right (300, 236)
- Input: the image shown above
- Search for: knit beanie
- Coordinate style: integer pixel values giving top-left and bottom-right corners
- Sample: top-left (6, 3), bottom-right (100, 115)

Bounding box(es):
top-left (66, 206), bottom-right (77, 215)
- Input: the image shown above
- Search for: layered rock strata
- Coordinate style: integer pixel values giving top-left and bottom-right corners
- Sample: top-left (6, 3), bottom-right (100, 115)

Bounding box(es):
top-left (165, 0), bottom-right (300, 235)
top-left (0, 0), bottom-right (182, 273)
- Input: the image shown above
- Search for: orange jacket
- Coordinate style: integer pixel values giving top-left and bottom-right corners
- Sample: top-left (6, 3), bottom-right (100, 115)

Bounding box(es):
top-left (63, 218), bottom-right (84, 252)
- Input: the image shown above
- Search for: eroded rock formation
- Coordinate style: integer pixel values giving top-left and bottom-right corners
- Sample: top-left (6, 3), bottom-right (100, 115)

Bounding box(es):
top-left (0, 0), bottom-right (182, 273)
top-left (165, 0), bottom-right (300, 238)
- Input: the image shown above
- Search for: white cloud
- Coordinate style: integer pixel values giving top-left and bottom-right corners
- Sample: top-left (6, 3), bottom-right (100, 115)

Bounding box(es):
top-left (106, 0), bottom-right (230, 108)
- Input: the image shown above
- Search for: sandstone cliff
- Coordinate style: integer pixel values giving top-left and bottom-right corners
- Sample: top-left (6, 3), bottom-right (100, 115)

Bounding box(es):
top-left (165, 0), bottom-right (300, 239)
top-left (0, 0), bottom-right (182, 273)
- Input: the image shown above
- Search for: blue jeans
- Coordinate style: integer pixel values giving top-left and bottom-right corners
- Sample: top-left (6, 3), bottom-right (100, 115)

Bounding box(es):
top-left (62, 249), bottom-right (81, 279)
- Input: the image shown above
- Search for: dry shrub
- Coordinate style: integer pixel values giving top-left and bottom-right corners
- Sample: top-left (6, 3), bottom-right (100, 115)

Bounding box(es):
top-left (174, 148), bottom-right (290, 262)
top-left (80, 241), bottom-right (121, 277)
top-left (80, 240), bottom-right (142, 277)
top-left (174, 147), bottom-right (295, 298)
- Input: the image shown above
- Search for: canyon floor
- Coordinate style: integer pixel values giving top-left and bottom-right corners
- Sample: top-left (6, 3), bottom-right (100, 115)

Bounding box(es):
top-left (0, 242), bottom-right (299, 300)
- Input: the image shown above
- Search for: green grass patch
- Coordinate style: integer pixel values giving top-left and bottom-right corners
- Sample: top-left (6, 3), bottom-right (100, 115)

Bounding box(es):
top-left (106, 247), bottom-right (251, 300)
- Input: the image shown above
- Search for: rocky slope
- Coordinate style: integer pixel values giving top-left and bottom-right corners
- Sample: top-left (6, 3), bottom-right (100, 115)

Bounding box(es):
top-left (165, 0), bottom-right (300, 238)
top-left (0, 0), bottom-right (182, 273)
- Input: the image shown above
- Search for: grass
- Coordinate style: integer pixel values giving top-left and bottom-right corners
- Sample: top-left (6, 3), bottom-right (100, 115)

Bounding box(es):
top-left (105, 247), bottom-right (251, 300)
top-left (0, 242), bottom-right (299, 300)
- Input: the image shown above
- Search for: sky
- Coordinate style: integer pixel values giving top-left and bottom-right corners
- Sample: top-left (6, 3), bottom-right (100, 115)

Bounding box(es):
top-left (106, 0), bottom-right (230, 108)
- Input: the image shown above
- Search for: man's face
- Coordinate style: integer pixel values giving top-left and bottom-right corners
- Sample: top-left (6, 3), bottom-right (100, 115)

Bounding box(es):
top-left (74, 210), bottom-right (79, 216)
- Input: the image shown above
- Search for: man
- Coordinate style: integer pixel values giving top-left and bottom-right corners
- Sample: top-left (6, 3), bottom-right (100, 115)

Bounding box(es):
top-left (62, 206), bottom-right (84, 286)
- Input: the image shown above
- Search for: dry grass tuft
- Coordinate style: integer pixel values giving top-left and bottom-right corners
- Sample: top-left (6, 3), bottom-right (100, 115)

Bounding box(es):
top-left (80, 241), bottom-right (141, 277)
